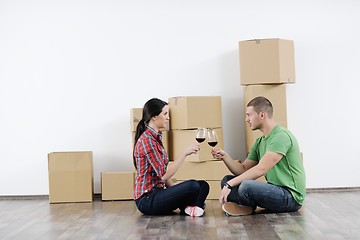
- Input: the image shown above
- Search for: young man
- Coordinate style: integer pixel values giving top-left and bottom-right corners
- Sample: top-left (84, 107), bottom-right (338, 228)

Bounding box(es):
top-left (211, 96), bottom-right (306, 216)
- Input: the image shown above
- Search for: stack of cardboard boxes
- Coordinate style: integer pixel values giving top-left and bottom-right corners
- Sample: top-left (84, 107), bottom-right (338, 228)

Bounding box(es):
top-left (239, 38), bottom-right (296, 153)
top-left (167, 96), bottom-right (232, 199)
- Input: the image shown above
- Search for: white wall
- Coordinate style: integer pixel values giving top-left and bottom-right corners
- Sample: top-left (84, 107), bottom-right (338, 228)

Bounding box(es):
top-left (1, 0), bottom-right (359, 195)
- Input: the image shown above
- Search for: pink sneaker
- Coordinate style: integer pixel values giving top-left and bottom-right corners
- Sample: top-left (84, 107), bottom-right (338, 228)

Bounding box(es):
top-left (184, 206), bottom-right (204, 217)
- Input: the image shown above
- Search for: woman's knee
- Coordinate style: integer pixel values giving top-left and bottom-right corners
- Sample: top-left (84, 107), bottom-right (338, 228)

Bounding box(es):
top-left (198, 180), bottom-right (210, 192)
top-left (185, 179), bottom-right (201, 192)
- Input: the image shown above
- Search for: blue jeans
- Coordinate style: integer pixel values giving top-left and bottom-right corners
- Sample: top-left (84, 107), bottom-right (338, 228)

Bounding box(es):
top-left (221, 175), bottom-right (301, 213)
top-left (135, 179), bottom-right (209, 215)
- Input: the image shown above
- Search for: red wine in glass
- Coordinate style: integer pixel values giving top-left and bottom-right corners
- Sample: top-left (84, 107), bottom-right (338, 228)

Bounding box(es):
top-left (207, 128), bottom-right (218, 147)
top-left (208, 141), bottom-right (218, 147)
top-left (196, 128), bottom-right (206, 143)
top-left (196, 137), bottom-right (205, 143)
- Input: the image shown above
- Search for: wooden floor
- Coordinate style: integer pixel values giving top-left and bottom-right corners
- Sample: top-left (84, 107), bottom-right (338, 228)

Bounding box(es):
top-left (1, 190), bottom-right (360, 240)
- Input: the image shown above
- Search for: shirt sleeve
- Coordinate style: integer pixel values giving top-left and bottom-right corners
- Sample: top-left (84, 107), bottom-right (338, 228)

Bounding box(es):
top-left (267, 131), bottom-right (292, 156)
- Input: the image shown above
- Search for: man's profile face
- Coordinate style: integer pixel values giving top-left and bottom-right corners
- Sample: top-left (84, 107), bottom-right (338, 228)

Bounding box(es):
top-left (245, 106), bottom-right (261, 131)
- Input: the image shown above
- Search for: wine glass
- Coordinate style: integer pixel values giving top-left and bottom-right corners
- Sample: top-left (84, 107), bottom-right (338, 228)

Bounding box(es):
top-left (196, 128), bottom-right (206, 143)
top-left (207, 128), bottom-right (218, 147)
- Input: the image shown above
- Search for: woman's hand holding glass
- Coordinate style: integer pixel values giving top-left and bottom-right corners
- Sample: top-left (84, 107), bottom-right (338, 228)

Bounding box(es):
top-left (185, 143), bottom-right (200, 156)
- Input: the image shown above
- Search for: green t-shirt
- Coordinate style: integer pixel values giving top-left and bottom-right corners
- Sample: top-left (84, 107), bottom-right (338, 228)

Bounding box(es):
top-left (247, 125), bottom-right (306, 205)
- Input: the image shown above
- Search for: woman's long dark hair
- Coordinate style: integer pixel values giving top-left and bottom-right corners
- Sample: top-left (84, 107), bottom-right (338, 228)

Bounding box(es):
top-left (133, 98), bottom-right (168, 169)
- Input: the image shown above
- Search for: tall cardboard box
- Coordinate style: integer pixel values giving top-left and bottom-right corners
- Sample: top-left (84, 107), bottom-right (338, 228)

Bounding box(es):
top-left (48, 151), bottom-right (93, 203)
top-left (168, 96), bottom-right (222, 130)
top-left (239, 38), bottom-right (295, 85)
top-left (101, 172), bottom-right (134, 200)
top-left (169, 128), bottom-right (224, 162)
top-left (244, 84), bottom-right (288, 152)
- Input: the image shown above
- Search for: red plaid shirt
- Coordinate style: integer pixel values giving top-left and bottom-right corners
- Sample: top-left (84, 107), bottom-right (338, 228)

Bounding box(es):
top-left (134, 126), bottom-right (168, 199)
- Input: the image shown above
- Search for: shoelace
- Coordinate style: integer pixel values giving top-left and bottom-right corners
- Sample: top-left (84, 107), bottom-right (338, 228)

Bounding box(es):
top-left (190, 207), bottom-right (196, 217)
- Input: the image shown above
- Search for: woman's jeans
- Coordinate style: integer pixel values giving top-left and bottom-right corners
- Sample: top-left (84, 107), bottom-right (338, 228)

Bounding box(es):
top-left (221, 175), bottom-right (302, 213)
top-left (135, 179), bottom-right (209, 215)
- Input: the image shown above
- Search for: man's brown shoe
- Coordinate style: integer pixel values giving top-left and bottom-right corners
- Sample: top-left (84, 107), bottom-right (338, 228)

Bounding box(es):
top-left (222, 202), bottom-right (253, 216)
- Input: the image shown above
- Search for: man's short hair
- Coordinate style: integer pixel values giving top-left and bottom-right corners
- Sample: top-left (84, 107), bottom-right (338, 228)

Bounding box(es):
top-left (247, 96), bottom-right (273, 118)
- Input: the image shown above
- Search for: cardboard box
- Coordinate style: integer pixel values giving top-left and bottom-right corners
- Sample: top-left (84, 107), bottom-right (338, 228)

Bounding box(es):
top-left (48, 151), bottom-right (93, 203)
top-left (168, 96), bottom-right (222, 130)
top-left (207, 180), bottom-right (221, 200)
top-left (130, 108), bottom-right (143, 132)
top-left (101, 172), bottom-right (134, 200)
top-left (169, 128), bottom-right (224, 162)
top-left (169, 160), bottom-right (231, 180)
top-left (239, 38), bottom-right (295, 85)
top-left (244, 84), bottom-right (288, 152)
top-left (256, 176), bottom-right (267, 183)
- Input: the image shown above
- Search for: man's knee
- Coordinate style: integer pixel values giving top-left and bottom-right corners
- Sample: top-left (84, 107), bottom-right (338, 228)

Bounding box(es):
top-left (238, 180), bottom-right (257, 195)
top-left (221, 175), bottom-right (235, 188)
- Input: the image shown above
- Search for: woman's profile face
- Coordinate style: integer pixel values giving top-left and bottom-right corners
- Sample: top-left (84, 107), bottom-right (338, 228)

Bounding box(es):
top-left (153, 105), bottom-right (169, 129)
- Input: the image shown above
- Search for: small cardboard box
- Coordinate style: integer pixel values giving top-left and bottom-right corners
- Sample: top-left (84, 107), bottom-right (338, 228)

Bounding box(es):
top-left (244, 84), bottom-right (288, 152)
top-left (169, 128), bottom-right (224, 162)
top-left (101, 172), bottom-right (134, 200)
top-left (239, 38), bottom-right (295, 85)
top-left (48, 151), bottom-right (94, 203)
top-left (168, 96), bottom-right (222, 130)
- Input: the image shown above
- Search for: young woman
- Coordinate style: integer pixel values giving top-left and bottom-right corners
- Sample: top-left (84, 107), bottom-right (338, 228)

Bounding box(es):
top-left (133, 98), bottom-right (209, 217)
